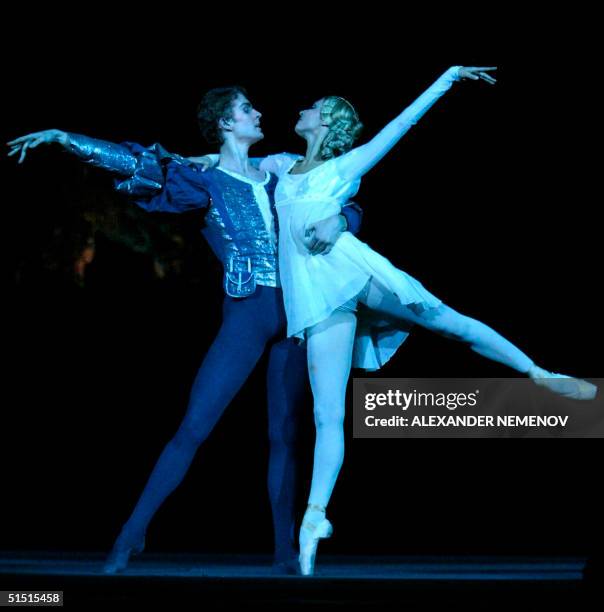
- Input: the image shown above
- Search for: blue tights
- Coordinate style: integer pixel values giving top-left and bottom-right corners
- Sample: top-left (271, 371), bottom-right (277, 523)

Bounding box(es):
top-left (117, 286), bottom-right (306, 562)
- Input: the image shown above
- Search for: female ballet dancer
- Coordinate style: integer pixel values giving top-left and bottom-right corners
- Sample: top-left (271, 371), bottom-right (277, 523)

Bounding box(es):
top-left (249, 65), bottom-right (597, 575)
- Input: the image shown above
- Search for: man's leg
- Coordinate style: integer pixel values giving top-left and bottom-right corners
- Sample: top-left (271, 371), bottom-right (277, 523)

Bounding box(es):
top-left (105, 289), bottom-right (277, 571)
top-left (266, 337), bottom-right (307, 566)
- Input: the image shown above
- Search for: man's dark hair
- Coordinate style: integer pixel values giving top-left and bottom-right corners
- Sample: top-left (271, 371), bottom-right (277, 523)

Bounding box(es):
top-left (197, 86), bottom-right (248, 145)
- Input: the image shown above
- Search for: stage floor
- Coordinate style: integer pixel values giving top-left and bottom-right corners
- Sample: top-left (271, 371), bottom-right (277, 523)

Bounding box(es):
top-left (0, 553), bottom-right (589, 609)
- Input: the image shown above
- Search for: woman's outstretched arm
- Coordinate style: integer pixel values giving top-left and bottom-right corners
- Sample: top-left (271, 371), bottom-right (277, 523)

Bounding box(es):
top-left (335, 66), bottom-right (496, 181)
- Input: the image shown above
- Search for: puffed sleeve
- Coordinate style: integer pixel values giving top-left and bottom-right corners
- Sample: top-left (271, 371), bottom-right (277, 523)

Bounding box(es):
top-left (128, 154), bottom-right (212, 214)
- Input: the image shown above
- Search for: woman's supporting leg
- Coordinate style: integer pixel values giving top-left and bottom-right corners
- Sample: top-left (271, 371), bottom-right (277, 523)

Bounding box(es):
top-left (298, 310), bottom-right (357, 575)
top-left (306, 310), bottom-right (358, 508)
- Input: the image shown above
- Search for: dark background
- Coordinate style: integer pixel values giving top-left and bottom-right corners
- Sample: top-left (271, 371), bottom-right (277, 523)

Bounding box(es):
top-left (2, 13), bottom-right (601, 559)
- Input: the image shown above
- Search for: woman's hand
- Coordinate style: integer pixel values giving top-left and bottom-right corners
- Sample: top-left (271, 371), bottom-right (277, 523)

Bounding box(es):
top-left (187, 155), bottom-right (215, 172)
top-left (7, 129), bottom-right (69, 163)
top-left (458, 66), bottom-right (497, 85)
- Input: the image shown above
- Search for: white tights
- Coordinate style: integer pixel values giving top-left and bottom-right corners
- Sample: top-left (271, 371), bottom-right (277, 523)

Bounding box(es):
top-left (305, 278), bottom-right (534, 509)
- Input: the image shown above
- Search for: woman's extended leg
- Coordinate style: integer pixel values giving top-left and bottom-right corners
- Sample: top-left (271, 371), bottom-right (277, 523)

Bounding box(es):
top-left (359, 278), bottom-right (596, 399)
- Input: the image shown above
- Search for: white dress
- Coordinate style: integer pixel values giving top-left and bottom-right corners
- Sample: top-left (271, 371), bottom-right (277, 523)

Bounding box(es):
top-left (261, 67), bottom-right (461, 370)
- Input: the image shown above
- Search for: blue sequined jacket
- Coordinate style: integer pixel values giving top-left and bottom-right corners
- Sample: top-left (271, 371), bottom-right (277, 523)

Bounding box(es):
top-left (66, 134), bottom-right (363, 292)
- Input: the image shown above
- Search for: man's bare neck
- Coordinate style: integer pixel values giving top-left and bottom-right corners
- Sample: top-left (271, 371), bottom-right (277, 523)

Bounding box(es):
top-left (219, 145), bottom-right (264, 180)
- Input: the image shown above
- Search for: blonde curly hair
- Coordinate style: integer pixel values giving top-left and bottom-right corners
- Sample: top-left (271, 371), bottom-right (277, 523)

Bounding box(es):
top-left (319, 96), bottom-right (363, 160)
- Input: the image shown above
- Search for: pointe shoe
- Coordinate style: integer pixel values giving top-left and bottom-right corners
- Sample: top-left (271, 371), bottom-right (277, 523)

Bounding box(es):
top-left (298, 504), bottom-right (333, 577)
top-left (102, 531), bottom-right (146, 574)
top-left (528, 365), bottom-right (597, 401)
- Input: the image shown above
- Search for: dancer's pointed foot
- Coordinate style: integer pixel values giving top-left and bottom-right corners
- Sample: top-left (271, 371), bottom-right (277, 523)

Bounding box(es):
top-left (271, 556), bottom-right (301, 576)
top-left (528, 365), bottom-right (597, 401)
top-left (298, 503), bottom-right (332, 577)
top-left (271, 544), bottom-right (300, 575)
top-left (102, 529), bottom-right (146, 574)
